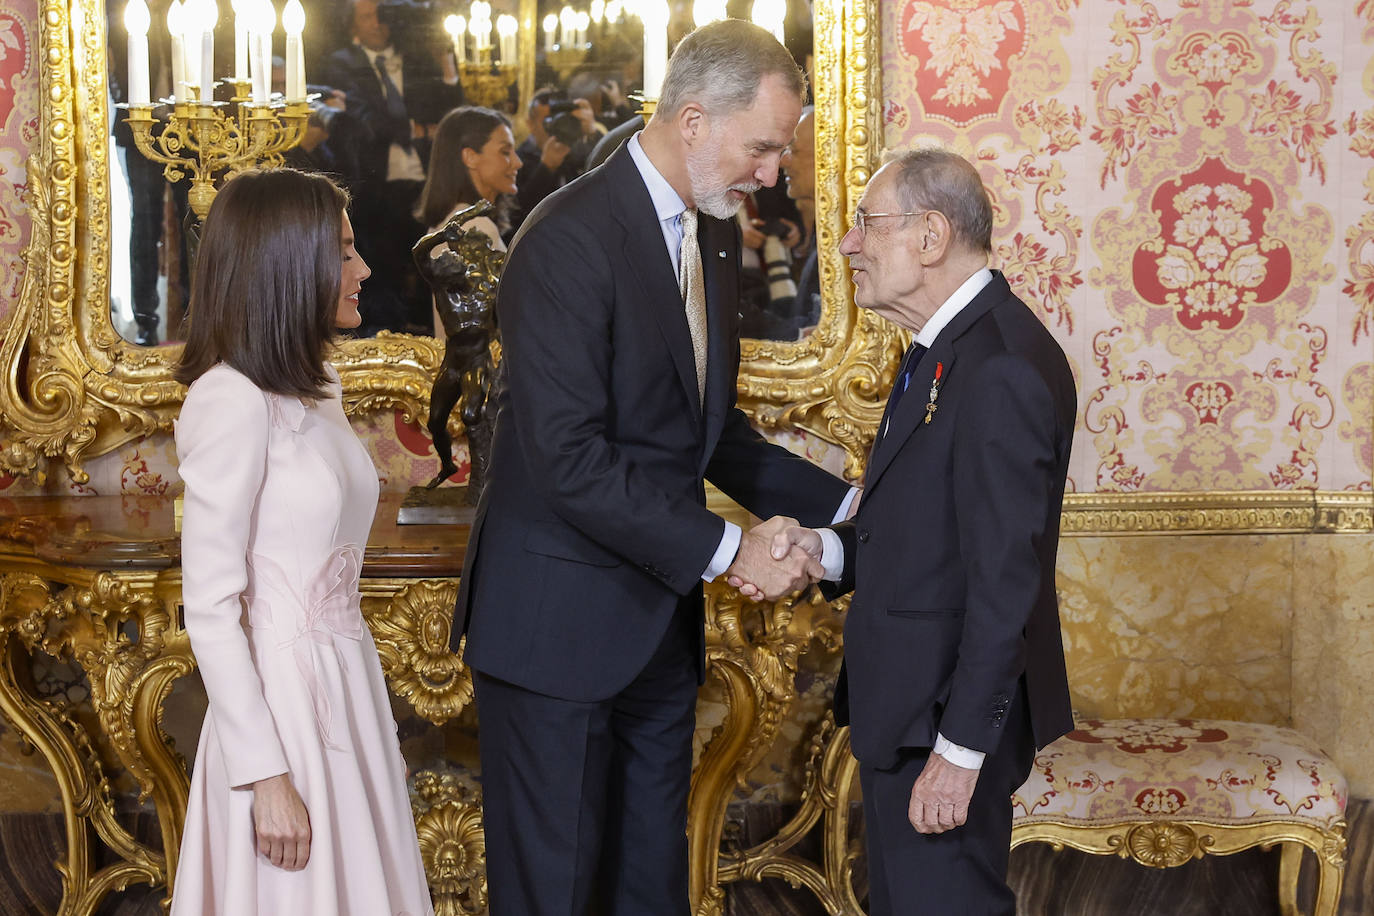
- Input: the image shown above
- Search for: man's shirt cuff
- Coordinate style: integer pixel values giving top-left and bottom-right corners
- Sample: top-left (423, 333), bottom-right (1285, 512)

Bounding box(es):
top-left (817, 527), bottom-right (845, 581)
top-left (934, 733), bottom-right (985, 770)
top-left (702, 521), bottom-right (742, 582)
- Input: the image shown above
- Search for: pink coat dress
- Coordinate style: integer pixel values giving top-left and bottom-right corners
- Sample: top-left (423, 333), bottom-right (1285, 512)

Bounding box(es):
top-left (171, 363), bottom-right (433, 916)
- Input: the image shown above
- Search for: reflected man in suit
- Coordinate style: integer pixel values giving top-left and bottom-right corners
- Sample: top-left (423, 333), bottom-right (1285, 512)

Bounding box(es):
top-left (453, 19), bottom-right (856, 916)
top-left (321, 0), bottom-right (464, 333)
top-left (761, 149), bottom-right (1077, 914)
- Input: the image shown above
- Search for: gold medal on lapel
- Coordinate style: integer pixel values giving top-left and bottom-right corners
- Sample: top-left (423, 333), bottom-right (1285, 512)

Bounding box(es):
top-left (924, 362), bottom-right (944, 425)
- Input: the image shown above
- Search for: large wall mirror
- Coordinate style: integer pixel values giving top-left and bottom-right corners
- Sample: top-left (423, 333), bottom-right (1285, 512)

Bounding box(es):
top-left (0, 0), bottom-right (892, 483)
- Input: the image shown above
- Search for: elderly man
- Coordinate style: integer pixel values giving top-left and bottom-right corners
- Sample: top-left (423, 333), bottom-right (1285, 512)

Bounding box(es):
top-left (454, 20), bottom-right (854, 915)
top-left (765, 149), bottom-right (1076, 913)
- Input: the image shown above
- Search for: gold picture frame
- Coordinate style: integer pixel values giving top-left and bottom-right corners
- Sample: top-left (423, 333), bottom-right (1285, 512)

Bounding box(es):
top-left (0, 0), bottom-right (894, 487)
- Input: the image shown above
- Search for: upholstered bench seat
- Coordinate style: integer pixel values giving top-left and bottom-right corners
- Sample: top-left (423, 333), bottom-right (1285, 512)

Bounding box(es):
top-left (1011, 718), bottom-right (1348, 915)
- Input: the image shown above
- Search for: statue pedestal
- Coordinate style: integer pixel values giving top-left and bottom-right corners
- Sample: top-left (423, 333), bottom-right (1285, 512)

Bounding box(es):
top-left (397, 485), bottom-right (477, 526)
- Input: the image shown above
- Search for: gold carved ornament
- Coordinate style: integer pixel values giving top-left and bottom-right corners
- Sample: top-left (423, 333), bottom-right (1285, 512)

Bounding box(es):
top-left (0, 567), bottom-right (192, 911)
top-left (0, 0), bottom-right (891, 494)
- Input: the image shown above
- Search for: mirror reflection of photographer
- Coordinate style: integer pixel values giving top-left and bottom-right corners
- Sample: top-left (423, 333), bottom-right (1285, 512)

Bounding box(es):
top-left (321, 0), bottom-right (466, 335)
top-left (511, 88), bottom-right (599, 233)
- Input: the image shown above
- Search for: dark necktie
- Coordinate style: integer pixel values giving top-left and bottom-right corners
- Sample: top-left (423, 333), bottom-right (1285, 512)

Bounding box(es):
top-left (374, 53), bottom-right (411, 149)
top-left (878, 342), bottom-right (926, 441)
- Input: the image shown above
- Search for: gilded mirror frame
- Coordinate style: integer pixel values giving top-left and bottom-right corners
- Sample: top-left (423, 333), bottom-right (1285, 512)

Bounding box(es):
top-left (0, 0), bottom-right (891, 484)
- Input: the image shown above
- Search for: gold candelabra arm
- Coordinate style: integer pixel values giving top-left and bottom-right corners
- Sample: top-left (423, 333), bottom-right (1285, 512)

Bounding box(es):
top-left (123, 97), bottom-right (312, 220)
top-left (458, 59), bottom-right (518, 109)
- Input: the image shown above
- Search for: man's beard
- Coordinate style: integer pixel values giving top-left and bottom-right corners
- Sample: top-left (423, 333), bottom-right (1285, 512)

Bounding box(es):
top-left (686, 134), bottom-right (761, 220)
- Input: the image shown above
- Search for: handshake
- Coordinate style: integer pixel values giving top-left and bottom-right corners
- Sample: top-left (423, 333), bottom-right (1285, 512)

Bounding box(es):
top-left (724, 516), bottom-right (826, 601)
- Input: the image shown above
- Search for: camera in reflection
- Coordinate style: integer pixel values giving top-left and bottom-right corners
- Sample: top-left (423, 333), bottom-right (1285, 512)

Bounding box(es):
top-left (542, 99), bottom-right (597, 172)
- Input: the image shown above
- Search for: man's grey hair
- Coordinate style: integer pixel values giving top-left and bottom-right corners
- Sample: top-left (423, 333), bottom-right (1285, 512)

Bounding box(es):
top-left (883, 147), bottom-right (994, 254)
top-left (656, 19), bottom-right (807, 122)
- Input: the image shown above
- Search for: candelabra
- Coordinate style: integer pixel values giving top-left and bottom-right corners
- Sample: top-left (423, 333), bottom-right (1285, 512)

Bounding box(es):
top-left (458, 52), bottom-right (517, 109)
top-left (123, 82), bottom-right (310, 219)
top-left (544, 45), bottom-right (590, 81)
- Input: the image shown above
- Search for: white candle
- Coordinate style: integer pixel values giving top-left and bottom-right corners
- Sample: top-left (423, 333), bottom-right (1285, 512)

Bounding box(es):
top-left (693, 0), bottom-right (724, 26)
top-left (558, 5), bottom-right (574, 48)
top-left (125, 0), bottom-right (151, 105)
top-left (283, 0), bottom-right (304, 98)
top-left (443, 15), bottom-right (464, 64)
top-left (200, 0), bottom-right (218, 101)
top-left (497, 14), bottom-right (516, 64)
top-left (249, 0), bottom-right (273, 103)
top-left (750, 0), bottom-right (785, 45)
top-left (232, 0), bottom-right (248, 81)
top-left (641, 0), bottom-right (668, 99)
top-left (575, 11), bottom-right (588, 47)
top-left (180, 0), bottom-right (200, 98)
top-left (167, 0), bottom-right (185, 101)
top-left (542, 13), bottom-right (556, 52)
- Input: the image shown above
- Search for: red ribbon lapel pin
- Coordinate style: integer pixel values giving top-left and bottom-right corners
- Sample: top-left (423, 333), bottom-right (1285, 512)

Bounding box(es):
top-left (924, 362), bottom-right (943, 425)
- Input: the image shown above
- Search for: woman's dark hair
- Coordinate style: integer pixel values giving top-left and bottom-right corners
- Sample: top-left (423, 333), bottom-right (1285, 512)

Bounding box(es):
top-left (175, 168), bottom-right (349, 398)
top-left (418, 106), bottom-right (512, 228)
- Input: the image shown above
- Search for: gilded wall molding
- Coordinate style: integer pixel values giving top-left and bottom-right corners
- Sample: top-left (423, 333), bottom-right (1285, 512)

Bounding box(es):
top-left (735, 0), bottom-right (901, 482)
top-left (1060, 490), bottom-right (1374, 535)
top-left (0, 0), bottom-right (887, 485)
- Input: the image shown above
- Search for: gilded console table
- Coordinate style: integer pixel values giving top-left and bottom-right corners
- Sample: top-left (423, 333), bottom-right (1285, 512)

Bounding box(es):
top-left (0, 493), bottom-right (850, 915)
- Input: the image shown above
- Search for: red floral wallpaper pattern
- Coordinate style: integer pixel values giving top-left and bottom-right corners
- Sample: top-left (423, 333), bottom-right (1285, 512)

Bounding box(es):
top-left (0, 1), bottom-right (35, 330)
top-left (883, 0), bottom-right (1374, 491)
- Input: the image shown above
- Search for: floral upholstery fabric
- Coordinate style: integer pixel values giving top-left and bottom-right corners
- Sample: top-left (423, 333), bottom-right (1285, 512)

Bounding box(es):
top-left (1012, 718), bottom-right (1347, 826)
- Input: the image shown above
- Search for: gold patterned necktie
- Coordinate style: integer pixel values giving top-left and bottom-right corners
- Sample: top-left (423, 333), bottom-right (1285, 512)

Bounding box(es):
top-left (677, 208), bottom-right (708, 405)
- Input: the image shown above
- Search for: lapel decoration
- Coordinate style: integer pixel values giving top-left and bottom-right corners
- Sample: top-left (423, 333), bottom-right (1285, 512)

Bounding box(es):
top-left (924, 361), bottom-right (944, 425)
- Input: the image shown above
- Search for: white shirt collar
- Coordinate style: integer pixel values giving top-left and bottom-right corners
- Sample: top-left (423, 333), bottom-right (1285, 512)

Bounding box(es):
top-left (627, 132), bottom-right (688, 226)
top-left (357, 43), bottom-right (397, 66)
top-left (914, 267), bottom-right (993, 348)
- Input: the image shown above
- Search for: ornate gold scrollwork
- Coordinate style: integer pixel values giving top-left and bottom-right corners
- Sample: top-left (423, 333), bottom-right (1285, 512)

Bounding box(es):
top-left (1117, 822), bottom-right (1209, 868)
top-left (1, 0), bottom-right (886, 491)
top-left (361, 578), bottom-right (472, 726)
top-left (0, 568), bottom-right (184, 909)
top-left (717, 715), bottom-right (865, 914)
top-left (688, 585), bottom-right (849, 916)
top-left (412, 770), bottom-right (489, 916)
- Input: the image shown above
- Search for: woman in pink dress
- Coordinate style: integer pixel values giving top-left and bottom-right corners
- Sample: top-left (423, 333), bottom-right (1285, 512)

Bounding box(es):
top-left (170, 168), bottom-right (433, 915)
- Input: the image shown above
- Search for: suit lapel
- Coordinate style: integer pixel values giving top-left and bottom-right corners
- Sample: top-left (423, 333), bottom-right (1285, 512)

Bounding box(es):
top-left (864, 273), bottom-right (1012, 491)
top-left (604, 148), bottom-right (703, 418)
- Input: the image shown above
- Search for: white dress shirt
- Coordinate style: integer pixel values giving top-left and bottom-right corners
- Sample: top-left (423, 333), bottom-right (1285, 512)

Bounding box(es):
top-left (624, 134), bottom-right (859, 581)
top-left (816, 267), bottom-right (994, 770)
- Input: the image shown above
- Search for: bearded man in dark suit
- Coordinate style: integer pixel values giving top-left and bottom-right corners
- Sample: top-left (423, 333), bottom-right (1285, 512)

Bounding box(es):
top-left (453, 19), bottom-right (856, 916)
top-left (760, 149), bottom-right (1077, 914)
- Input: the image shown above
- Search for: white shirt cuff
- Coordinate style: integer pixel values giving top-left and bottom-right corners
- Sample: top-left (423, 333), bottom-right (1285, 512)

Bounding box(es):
top-left (831, 486), bottom-right (860, 523)
top-left (934, 733), bottom-right (985, 770)
top-left (817, 527), bottom-right (845, 582)
top-left (702, 521), bottom-right (742, 582)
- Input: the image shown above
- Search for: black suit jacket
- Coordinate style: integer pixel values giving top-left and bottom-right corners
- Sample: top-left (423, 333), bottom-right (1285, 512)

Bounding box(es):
top-left (319, 45), bottom-right (464, 188)
top-left (453, 145), bottom-right (850, 702)
top-left (828, 273), bottom-right (1076, 771)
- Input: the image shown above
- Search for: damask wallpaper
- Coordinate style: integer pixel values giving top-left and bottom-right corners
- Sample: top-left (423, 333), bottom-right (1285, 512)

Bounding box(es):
top-left (882, 0), bottom-right (1374, 493)
top-left (0, 1), bottom-right (34, 333)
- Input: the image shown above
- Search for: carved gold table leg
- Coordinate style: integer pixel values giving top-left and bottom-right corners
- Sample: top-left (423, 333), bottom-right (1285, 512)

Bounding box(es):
top-left (714, 717), bottom-right (865, 915)
top-left (0, 570), bottom-right (170, 914)
top-left (1278, 841), bottom-right (1302, 915)
top-left (689, 587), bottom-right (840, 915)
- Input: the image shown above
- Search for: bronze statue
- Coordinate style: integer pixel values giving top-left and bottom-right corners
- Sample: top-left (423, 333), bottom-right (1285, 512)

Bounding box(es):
top-left (412, 201), bottom-right (505, 504)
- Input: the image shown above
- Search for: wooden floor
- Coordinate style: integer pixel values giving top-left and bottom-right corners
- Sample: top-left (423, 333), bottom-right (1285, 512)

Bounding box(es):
top-left (1, 800), bottom-right (1369, 914)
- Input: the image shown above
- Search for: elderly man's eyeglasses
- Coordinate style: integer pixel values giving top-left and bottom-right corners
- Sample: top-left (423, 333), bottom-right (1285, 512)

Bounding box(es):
top-left (850, 209), bottom-right (934, 235)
